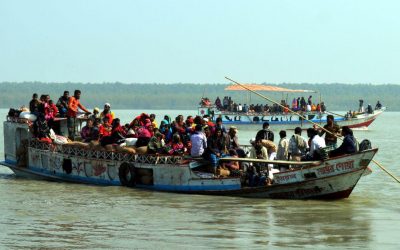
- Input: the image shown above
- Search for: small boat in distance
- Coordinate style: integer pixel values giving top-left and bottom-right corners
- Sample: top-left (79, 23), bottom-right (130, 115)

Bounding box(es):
top-left (1, 116), bottom-right (378, 199)
top-left (198, 84), bottom-right (385, 130)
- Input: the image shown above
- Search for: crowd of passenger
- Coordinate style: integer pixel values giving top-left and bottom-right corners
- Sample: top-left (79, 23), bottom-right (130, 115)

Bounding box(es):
top-left (201, 96), bottom-right (327, 114)
top-left (19, 90), bottom-right (358, 186)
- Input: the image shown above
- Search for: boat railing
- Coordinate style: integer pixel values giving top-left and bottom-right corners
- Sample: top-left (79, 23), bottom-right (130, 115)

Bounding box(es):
top-left (28, 139), bottom-right (184, 165)
top-left (208, 109), bottom-right (324, 117)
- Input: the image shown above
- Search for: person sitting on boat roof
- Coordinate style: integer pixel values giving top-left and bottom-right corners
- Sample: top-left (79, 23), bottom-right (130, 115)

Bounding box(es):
top-left (100, 103), bottom-right (115, 124)
top-left (56, 90), bottom-right (70, 118)
top-left (90, 107), bottom-right (100, 120)
top-left (135, 121), bottom-right (153, 147)
top-left (288, 127), bottom-right (308, 162)
top-left (159, 119), bottom-right (172, 142)
top-left (319, 115), bottom-right (340, 148)
top-left (329, 126), bottom-right (357, 158)
top-left (147, 131), bottom-right (165, 154)
top-left (98, 117), bottom-right (112, 138)
top-left (204, 127), bottom-right (227, 174)
top-left (100, 118), bottom-right (126, 147)
top-left (81, 118), bottom-right (97, 143)
top-left (190, 124), bottom-right (207, 157)
top-left (255, 122), bottom-right (274, 142)
top-left (165, 133), bottom-right (186, 155)
top-left (311, 103), bottom-right (317, 111)
top-left (149, 113), bottom-right (158, 128)
top-left (304, 128), bottom-right (326, 161)
top-left (185, 116), bottom-right (195, 132)
top-left (200, 97), bottom-right (211, 107)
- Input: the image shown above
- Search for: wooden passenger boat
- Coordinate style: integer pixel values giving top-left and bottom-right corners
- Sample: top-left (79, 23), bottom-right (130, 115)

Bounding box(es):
top-left (0, 118), bottom-right (377, 199)
top-left (198, 83), bottom-right (386, 129)
top-left (199, 106), bottom-right (385, 130)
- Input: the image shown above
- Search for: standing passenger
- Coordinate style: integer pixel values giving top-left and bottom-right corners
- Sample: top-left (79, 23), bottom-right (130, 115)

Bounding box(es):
top-left (319, 115), bottom-right (340, 148)
top-left (255, 122), bottom-right (274, 142)
top-left (56, 91), bottom-right (70, 117)
top-left (67, 90), bottom-right (90, 139)
top-left (29, 93), bottom-right (40, 115)
top-left (288, 127), bottom-right (308, 162)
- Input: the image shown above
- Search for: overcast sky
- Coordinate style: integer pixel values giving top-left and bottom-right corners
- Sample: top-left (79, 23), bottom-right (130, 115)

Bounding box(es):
top-left (1, 0), bottom-right (399, 84)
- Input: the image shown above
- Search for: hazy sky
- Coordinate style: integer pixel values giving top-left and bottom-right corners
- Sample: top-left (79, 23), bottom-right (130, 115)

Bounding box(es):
top-left (1, 0), bottom-right (399, 84)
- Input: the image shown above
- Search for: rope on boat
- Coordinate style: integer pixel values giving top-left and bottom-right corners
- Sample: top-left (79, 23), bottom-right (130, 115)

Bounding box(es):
top-left (225, 76), bottom-right (400, 184)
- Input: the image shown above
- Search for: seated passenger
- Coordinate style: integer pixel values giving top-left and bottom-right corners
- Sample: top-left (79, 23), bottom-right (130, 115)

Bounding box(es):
top-left (135, 123), bottom-right (153, 147)
top-left (204, 128), bottom-right (226, 173)
top-left (165, 133), bottom-right (185, 155)
top-left (221, 149), bottom-right (240, 171)
top-left (225, 126), bottom-right (246, 157)
top-left (329, 126), bottom-right (356, 157)
top-left (81, 118), bottom-right (95, 142)
top-left (190, 124), bottom-right (207, 157)
top-left (147, 132), bottom-right (164, 154)
top-left (99, 117), bottom-right (112, 138)
top-left (100, 118), bottom-right (126, 146)
top-left (100, 103), bottom-right (114, 124)
top-left (304, 128), bottom-right (326, 161)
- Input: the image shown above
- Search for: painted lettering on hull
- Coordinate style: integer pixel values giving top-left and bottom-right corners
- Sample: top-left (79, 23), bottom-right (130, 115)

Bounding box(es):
top-left (271, 186), bottom-right (323, 199)
top-left (317, 164), bottom-right (335, 176)
top-left (336, 160), bottom-right (354, 172)
top-left (274, 173), bottom-right (297, 183)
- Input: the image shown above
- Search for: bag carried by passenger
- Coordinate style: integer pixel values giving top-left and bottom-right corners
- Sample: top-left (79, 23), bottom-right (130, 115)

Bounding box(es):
top-left (359, 139), bottom-right (372, 151)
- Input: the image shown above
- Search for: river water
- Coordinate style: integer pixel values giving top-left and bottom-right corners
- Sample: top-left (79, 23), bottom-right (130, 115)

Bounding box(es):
top-left (0, 109), bottom-right (399, 249)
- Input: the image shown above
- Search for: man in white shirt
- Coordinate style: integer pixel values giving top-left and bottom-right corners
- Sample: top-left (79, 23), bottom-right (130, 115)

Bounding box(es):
top-left (305, 128), bottom-right (326, 160)
top-left (190, 124), bottom-right (207, 157)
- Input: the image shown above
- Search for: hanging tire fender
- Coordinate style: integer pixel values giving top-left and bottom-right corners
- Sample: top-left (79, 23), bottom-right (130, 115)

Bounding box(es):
top-left (119, 162), bottom-right (136, 187)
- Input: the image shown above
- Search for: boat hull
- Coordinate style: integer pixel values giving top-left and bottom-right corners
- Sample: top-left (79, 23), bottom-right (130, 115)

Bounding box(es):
top-left (1, 147), bottom-right (377, 200)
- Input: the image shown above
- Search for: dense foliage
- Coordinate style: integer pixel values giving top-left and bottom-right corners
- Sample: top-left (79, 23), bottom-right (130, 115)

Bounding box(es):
top-left (0, 82), bottom-right (396, 111)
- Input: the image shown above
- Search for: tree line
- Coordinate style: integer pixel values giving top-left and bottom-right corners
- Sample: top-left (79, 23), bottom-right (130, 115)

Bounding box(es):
top-left (0, 82), bottom-right (396, 111)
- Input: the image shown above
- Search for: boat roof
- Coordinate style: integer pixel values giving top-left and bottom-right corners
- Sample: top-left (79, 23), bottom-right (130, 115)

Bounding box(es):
top-left (225, 84), bottom-right (316, 93)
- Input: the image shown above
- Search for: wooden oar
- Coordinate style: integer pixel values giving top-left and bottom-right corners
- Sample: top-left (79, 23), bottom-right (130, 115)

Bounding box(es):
top-left (372, 159), bottom-right (400, 183)
top-left (225, 76), bottom-right (400, 184)
top-left (325, 110), bottom-right (346, 118)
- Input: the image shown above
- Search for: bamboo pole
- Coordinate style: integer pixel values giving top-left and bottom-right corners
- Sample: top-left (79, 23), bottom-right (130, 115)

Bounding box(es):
top-left (225, 76), bottom-right (400, 184)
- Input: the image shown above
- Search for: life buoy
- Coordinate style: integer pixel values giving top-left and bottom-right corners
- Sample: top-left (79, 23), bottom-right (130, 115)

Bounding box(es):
top-left (119, 162), bottom-right (136, 187)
